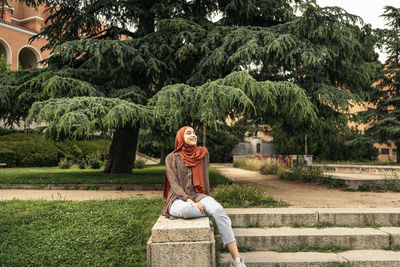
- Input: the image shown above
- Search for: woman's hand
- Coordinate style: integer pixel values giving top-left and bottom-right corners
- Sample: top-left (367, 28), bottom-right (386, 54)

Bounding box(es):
top-left (195, 202), bottom-right (205, 214)
top-left (186, 198), bottom-right (205, 213)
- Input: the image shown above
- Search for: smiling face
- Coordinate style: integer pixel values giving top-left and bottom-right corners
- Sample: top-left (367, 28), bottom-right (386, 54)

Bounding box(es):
top-left (183, 127), bottom-right (197, 146)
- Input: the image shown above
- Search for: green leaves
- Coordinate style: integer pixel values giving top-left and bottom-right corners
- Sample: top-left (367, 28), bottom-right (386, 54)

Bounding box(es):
top-left (26, 97), bottom-right (152, 139)
top-left (150, 71), bottom-right (316, 129)
top-left (354, 6), bottom-right (400, 149)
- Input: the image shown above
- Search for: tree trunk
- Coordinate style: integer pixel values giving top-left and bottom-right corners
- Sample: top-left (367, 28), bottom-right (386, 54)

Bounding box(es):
top-left (396, 142), bottom-right (400, 164)
top-left (104, 125), bottom-right (139, 173)
top-left (203, 124), bottom-right (206, 147)
top-left (159, 146), bottom-right (166, 165)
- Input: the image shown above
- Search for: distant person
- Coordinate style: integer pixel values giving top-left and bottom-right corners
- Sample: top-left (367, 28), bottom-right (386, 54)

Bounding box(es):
top-left (161, 126), bottom-right (246, 267)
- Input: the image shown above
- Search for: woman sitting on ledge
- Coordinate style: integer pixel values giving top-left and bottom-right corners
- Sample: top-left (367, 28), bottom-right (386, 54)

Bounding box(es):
top-left (160, 126), bottom-right (246, 267)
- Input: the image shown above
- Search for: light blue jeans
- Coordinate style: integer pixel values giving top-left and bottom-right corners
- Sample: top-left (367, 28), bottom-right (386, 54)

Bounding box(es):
top-left (169, 196), bottom-right (236, 246)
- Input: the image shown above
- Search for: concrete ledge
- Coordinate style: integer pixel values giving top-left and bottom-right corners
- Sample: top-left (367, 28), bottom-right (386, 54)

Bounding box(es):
top-left (232, 227), bottom-right (390, 251)
top-left (151, 216), bottom-right (211, 243)
top-left (313, 208), bottom-right (400, 226)
top-left (0, 183), bottom-right (164, 190)
top-left (379, 227), bottom-right (400, 247)
top-left (147, 216), bottom-right (215, 267)
top-left (226, 208), bottom-right (400, 227)
top-left (220, 251), bottom-right (346, 266)
top-left (339, 250), bottom-right (400, 267)
top-left (219, 250), bottom-right (400, 266)
top-left (226, 208), bottom-right (318, 227)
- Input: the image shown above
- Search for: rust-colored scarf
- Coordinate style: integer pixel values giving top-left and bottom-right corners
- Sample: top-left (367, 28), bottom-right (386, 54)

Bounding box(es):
top-left (163, 126), bottom-right (208, 202)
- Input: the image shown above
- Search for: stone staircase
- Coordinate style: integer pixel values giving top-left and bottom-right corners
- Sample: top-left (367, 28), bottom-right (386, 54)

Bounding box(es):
top-left (218, 208), bottom-right (400, 266)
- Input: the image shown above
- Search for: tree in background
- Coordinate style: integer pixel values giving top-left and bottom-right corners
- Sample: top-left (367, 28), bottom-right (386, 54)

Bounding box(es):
top-left (352, 6), bottom-right (400, 163)
top-left (0, 0), bottom-right (381, 170)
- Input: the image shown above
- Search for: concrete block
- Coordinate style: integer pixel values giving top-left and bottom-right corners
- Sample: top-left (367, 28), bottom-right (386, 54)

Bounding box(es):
top-left (339, 250), bottom-right (400, 267)
top-left (148, 238), bottom-right (215, 267)
top-left (219, 251), bottom-right (347, 267)
top-left (379, 227), bottom-right (400, 247)
top-left (151, 216), bottom-right (211, 243)
top-left (313, 208), bottom-right (400, 226)
top-left (226, 208), bottom-right (318, 227)
top-left (147, 216), bottom-right (215, 267)
top-left (232, 227), bottom-right (390, 251)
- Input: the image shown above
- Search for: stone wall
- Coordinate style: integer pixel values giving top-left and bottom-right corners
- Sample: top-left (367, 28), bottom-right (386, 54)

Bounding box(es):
top-left (147, 216), bottom-right (215, 267)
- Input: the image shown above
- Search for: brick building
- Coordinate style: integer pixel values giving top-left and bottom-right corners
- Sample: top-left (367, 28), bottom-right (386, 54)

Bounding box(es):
top-left (0, 2), bottom-right (50, 70)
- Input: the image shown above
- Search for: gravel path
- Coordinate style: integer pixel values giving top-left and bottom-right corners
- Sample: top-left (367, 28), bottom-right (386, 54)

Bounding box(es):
top-left (212, 163), bottom-right (400, 208)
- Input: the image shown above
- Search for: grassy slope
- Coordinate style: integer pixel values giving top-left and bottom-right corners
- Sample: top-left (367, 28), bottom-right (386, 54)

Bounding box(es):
top-left (0, 199), bottom-right (164, 266)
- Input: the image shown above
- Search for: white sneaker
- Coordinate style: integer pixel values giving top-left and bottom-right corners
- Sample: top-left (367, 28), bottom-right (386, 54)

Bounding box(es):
top-left (230, 256), bottom-right (246, 267)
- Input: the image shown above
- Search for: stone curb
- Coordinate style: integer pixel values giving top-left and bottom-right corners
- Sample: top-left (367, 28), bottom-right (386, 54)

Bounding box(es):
top-left (232, 227), bottom-right (391, 251)
top-left (219, 250), bottom-right (400, 266)
top-left (0, 183), bottom-right (164, 190)
top-left (226, 208), bottom-right (400, 227)
top-left (0, 183), bottom-right (219, 190)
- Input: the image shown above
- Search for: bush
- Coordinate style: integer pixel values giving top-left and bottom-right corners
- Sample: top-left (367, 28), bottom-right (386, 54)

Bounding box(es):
top-left (259, 161), bottom-right (286, 176)
top-left (86, 155), bottom-right (102, 169)
top-left (77, 159), bottom-right (87, 169)
top-left (58, 158), bottom-right (72, 169)
top-left (211, 183), bottom-right (289, 208)
top-left (0, 149), bottom-right (16, 167)
top-left (233, 157), bottom-right (268, 171)
top-left (0, 131), bottom-right (110, 167)
top-left (279, 166), bottom-right (342, 188)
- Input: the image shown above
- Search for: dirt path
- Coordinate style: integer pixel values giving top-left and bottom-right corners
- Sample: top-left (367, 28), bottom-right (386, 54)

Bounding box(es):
top-left (2, 164), bottom-right (400, 206)
top-left (212, 163), bottom-right (400, 208)
top-left (0, 190), bottom-right (162, 201)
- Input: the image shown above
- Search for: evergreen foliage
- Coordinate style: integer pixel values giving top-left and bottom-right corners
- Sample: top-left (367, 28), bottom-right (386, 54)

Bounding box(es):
top-left (352, 6), bottom-right (400, 162)
top-left (0, 0), bottom-right (382, 168)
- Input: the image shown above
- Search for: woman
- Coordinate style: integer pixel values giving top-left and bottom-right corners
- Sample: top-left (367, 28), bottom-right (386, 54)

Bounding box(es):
top-left (161, 126), bottom-right (246, 267)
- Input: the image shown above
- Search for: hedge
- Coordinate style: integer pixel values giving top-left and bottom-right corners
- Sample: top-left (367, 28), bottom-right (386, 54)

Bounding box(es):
top-left (0, 132), bottom-right (110, 167)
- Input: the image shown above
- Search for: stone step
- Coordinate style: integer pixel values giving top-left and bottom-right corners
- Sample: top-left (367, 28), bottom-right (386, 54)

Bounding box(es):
top-left (326, 172), bottom-right (394, 189)
top-left (219, 250), bottom-right (400, 267)
top-left (230, 227), bottom-right (399, 251)
top-left (226, 208), bottom-right (400, 227)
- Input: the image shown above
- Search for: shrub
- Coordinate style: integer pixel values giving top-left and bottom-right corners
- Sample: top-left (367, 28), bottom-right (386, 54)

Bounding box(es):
top-left (58, 158), bottom-right (72, 169)
top-left (233, 157), bottom-right (270, 171)
top-left (0, 149), bottom-right (16, 167)
top-left (0, 132), bottom-right (110, 167)
top-left (134, 159), bottom-right (146, 169)
top-left (211, 183), bottom-right (289, 208)
top-left (77, 159), bottom-right (87, 169)
top-left (86, 155), bottom-right (102, 169)
top-left (279, 166), bottom-right (341, 188)
top-left (259, 161), bottom-right (286, 176)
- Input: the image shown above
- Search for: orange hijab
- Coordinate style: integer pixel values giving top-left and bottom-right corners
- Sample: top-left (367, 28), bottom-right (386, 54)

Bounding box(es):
top-left (163, 126), bottom-right (208, 202)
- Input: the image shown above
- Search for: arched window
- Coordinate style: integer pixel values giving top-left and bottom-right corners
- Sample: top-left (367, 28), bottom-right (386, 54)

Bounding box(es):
top-left (18, 46), bottom-right (41, 69)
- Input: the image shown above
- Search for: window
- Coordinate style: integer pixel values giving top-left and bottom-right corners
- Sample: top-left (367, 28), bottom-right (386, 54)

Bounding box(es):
top-left (381, 148), bottom-right (390, 155)
top-left (393, 149), bottom-right (397, 155)
top-left (256, 143), bottom-right (261, 154)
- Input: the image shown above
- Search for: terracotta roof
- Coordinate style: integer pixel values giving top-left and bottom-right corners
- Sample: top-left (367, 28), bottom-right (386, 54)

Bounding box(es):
top-left (0, 19), bottom-right (39, 33)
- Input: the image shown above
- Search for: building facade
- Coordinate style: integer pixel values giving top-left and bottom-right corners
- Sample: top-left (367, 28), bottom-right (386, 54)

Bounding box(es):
top-left (0, 2), bottom-right (50, 70)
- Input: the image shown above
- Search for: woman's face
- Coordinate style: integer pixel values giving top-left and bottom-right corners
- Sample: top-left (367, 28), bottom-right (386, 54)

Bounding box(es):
top-left (184, 127), bottom-right (197, 146)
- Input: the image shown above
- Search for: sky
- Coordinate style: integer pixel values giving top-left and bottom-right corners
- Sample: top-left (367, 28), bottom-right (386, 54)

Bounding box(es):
top-left (316, 0), bottom-right (400, 62)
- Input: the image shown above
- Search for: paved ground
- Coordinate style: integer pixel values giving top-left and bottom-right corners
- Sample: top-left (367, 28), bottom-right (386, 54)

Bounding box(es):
top-left (1, 164), bottom-right (400, 207)
top-left (212, 164), bottom-right (400, 208)
top-left (0, 189), bottom-right (162, 201)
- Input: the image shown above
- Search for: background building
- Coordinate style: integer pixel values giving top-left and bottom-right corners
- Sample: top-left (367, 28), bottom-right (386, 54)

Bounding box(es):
top-left (0, 1), bottom-right (50, 70)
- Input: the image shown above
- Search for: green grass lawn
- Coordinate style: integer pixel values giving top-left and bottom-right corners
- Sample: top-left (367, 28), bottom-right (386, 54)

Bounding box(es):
top-left (0, 165), bottom-right (230, 185)
top-left (0, 199), bottom-right (164, 266)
